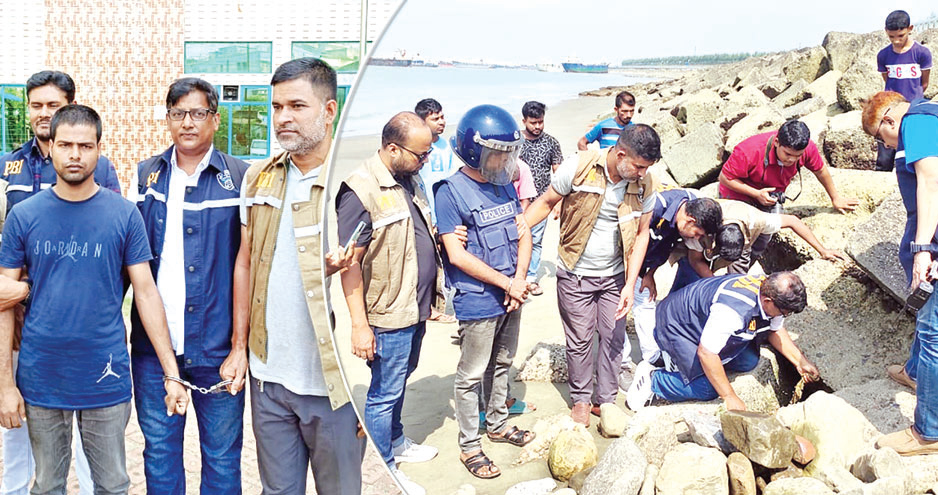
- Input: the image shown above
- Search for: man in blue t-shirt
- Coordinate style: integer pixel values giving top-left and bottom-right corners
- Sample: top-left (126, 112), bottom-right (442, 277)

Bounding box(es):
top-left (864, 92), bottom-right (938, 455)
top-left (577, 91), bottom-right (636, 150)
top-left (875, 10), bottom-right (932, 171)
top-left (415, 98), bottom-right (456, 223)
top-left (0, 105), bottom-right (188, 493)
top-left (435, 105), bottom-right (534, 480)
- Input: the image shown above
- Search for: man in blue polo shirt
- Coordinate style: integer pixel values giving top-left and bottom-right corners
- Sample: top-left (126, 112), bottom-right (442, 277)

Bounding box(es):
top-left (622, 189), bottom-right (723, 387)
top-left (577, 91), bottom-right (636, 150)
top-left (626, 272), bottom-right (819, 411)
top-left (129, 78), bottom-right (250, 494)
top-left (0, 104), bottom-right (188, 494)
top-left (863, 92), bottom-right (938, 455)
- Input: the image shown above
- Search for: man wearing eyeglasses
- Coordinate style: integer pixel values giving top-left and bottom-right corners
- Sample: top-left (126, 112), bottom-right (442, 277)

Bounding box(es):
top-left (128, 77), bottom-right (249, 494)
top-left (626, 272), bottom-right (820, 412)
top-left (717, 120), bottom-right (858, 271)
top-left (336, 112), bottom-right (443, 495)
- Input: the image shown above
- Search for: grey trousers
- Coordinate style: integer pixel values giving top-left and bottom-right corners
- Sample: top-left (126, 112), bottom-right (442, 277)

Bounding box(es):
top-left (557, 268), bottom-right (626, 405)
top-left (25, 401), bottom-right (131, 495)
top-left (250, 378), bottom-right (365, 495)
top-left (729, 232), bottom-right (773, 274)
top-left (454, 310), bottom-right (521, 453)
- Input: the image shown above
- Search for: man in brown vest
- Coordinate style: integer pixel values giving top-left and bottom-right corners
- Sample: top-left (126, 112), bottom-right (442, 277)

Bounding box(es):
top-left (234, 58), bottom-right (364, 494)
top-left (336, 112), bottom-right (444, 495)
top-left (525, 124), bottom-right (662, 426)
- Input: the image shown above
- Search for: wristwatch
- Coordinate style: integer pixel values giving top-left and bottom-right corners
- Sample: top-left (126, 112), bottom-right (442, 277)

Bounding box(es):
top-left (910, 243), bottom-right (935, 253)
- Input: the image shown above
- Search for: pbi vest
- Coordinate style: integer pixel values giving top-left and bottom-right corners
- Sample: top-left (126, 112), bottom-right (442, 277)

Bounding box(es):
top-left (655, 274), bottom-right (770, 383)
top-left (434, 170), bottom-right (520, 297)
top-left (896, 98), bottom-right (938, 281)
top-left (557, 149), bottom-right (658, 271)
top-left (343, 153), bottom-right (445, 329)
top-left (643, 187), bottom-right (696, 275)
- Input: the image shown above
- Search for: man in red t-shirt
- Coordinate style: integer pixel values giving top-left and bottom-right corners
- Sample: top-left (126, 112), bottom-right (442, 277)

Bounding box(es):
top-left (717, 120), bottom-right (858, 267)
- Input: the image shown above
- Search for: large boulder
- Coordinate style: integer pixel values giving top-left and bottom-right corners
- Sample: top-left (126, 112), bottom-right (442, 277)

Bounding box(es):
top-left (504, 478), bottom-right (556, 495)
top-left (734, 68), bottom-right (772, 91)
top-left (759, 78), bottom-right (791, 99)
top-left (580, 437), bottom-right (647, 495)
top-left (845, 191), bottom-right (908, 303)
top-left (656, 443), bottom-right (729, 495)
top-left (782, 97), bottom-right (827, 121)
top-left (663, 123), bottom-right (726, 187)
top-left (515, 415), bottom-right (582, 465)
top-left (627, 410), bottom-right (678, 468)
top-left (763, 477), bottom-right (834, 495)
top-left (837, 60), bottom-right (883, 112)
top-left (811, 464), bottom-right (864, 493)
top-left (644, 110), bottom-right (685, 151)
top-left (725, 105), bottom-right (786, 151)
top-left (899, 454), bottom-right (938, 494)
top-left (726, 85), bottom-right (771, 110)
top-left (821, 110), bottom-right (876, 170)
top-left (799, 107), bottom-right (830, 146)
top-left (822, 31), bottom-right (888, 73)
top-left (727, 452), bottom-right (757, 495)
top-left (850, 447), bottom-right (907, 484)
top-left (684, 409), bottom-right (737, 453)
top-left (721, 410), bottom-right (798, 469)
top-left (726, 347), bottom-right (785, 414)
top-left (638, 464), bottom-right (657, 495)
top-left (782, 46), bottom-right (828, 84)
top-left (775, 392), bottom-right (879, 473)
top-left (801, 70), bottom-right (843, 106)
top-left (676, 89), bottom-right (726, 133)
top-left (773, 79), bottom-right (809, 108)
top-left (516, 342), bottom-right (567, 383)
top-left (548, 428), bottom-right (598, 482)
top-left (597, 403), bottom-right (630, 438)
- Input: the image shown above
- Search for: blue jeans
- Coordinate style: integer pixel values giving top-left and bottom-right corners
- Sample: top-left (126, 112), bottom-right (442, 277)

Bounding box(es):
top-left (905, 292), bottom-right (938, 440)
top-left (132, 353), bottom-right (244, 495)
top-left (527, 219), bottom-right (548, 282)
top-left (651, 343), bottom-right (761, 402)
top-left (671, 257), bottom-right (703, 293)
top-left (365, 322), bottom-right (426, 467)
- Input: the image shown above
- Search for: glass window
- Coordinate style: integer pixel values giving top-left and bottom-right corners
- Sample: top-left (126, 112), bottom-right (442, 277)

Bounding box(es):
top-left (213, 106), bottom-right (230, 155)
top-left (185, 42), bottom-right (272, 74)
top-left (334, 85), bottom-right (350, 134)
top-left (243, 86), bottom-right (269, 103)
top-left (292, 41), bottom-right (372, 73)
top-left (214, 84), bottom-right (270, 159)
top-left (1, 86), bottom-right (31, 153)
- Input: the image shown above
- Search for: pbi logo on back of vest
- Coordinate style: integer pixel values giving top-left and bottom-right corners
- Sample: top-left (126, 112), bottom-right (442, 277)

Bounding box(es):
top-left (3, 160), bottom-right (24, 176)
top-left (146, 170), bottom-right (161, 188)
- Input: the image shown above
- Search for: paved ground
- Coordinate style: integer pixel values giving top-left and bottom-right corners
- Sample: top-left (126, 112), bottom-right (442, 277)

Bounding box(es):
top-left (0, 386), bottom-right (400, 494)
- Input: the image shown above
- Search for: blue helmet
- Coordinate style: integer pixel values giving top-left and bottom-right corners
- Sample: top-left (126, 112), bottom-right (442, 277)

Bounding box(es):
top-left (451, 104), bottom-right (522, 185)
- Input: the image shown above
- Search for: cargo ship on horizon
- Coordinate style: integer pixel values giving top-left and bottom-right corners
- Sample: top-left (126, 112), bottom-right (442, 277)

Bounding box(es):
top-left (561, 62), bottom-right (609, 73)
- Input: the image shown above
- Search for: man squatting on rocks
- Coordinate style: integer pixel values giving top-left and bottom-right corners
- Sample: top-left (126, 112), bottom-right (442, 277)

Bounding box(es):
top-left (863, 91), bottom-right (938, 456)
top-left (337, 111), bottom-right (443, 495)
top-left (525, 124), bottom-right (664, 427)
top-left (0, 104), bottom-right (189, 494)
top-left (0, 70), bottom-right (121, 495)
top-left (435, 104), bottom-right (536, 479)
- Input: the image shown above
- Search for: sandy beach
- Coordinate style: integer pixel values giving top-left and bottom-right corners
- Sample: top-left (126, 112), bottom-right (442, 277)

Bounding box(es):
top-left (326, 91), bottom-right (681, 494)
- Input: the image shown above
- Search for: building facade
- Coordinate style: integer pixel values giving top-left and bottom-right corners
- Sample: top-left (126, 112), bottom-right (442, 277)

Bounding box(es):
top-left (1, 0), bottom-right (399, 190)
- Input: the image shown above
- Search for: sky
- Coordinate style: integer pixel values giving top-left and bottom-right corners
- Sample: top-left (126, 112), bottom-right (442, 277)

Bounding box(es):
top-left (372, 0), bottom-right (938, 65)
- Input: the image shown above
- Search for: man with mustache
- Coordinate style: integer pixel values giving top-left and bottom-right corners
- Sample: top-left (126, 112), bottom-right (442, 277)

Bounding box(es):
top-left (0, 70), bottom-right (120, 495)
top-left (128, 77), bottom-right (250, 495)
top-left (234, 57), bottom-right (365, 494)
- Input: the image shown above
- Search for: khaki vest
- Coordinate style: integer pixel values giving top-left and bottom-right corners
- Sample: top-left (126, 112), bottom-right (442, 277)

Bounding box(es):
top-left (343, 152), bottom-right (445, 329)
top-left (717, 199), bottom-right (769, 249)
top-left (557, 149), bottom-right (658, 271)
top-left (241, 150), bottom-right (349, 410)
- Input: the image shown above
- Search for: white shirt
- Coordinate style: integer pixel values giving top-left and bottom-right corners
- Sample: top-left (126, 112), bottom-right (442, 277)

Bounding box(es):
top-left (698, 297), bottom-right (784, 356)
top-left (157, 145), bottom-right (213, 355)
top-left (551, 153), bottom-right (656, 276)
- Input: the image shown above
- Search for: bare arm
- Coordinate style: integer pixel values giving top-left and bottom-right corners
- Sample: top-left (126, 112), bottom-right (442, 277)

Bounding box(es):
top-left (688, 249), bottom-right (714, 278)
top-left (0, 276), bottom-right (28, 311)
top-left (881, 72), bottom-right (889, 85)
top-left (524, 186), bottom-right (564, 230)
top-left (520, 198), bottom-right (530, 211)
top-left (127, 262), bottom-right (189, 415)
top-left (719, 172), bottom-right (776, 207)
top-left (512, 213), bottom-right (532, 311)
top-left (911, 157), bottom-right (938, 290)
top-left (811, 166), bottom-right (858, 213)
top-left (577, 136), bottom-right (589, 151)
top-left (616, 211), bottom-right (653, 319)
top-left (339, 246), bottom-right (375, 360)
top-left (0, 267), bottom-right (24, 428)
top-left (779, 214), bottom-right (844, 260)
top-left (767, 328), bottom-right (819, 382)
top-left (698, 345), bottom-right (745, 411)
top-left (219, 226), bottom-right (251, 394)
top-left (922, 69), bottom-right (930, 93)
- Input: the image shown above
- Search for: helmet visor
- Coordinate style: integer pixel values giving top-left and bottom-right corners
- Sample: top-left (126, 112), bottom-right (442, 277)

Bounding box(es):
top-left (479, 146), bottom-right (520, 186)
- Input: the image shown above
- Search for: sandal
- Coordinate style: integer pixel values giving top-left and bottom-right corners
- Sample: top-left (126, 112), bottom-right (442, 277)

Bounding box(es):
top-left (487, 425), bottom-right (536, 447)
top-left (461, 451), bottom-right (501, 479)
top-left (527, 282), bottom-right (544, 296)
top-left (429, 310), bottom-right (457, 324)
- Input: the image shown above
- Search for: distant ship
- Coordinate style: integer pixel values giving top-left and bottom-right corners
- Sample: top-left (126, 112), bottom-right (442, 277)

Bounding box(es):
top-left (537, 63), bottom-right (563, 72)
top-left (562, 62), bottom-right (609, 73)
top-left (369, 48), bottom-right (413, 67)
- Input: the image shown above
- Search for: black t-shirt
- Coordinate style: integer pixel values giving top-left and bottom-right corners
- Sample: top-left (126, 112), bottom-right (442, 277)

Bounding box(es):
top-left (336, 177), bottom-right (436, 327)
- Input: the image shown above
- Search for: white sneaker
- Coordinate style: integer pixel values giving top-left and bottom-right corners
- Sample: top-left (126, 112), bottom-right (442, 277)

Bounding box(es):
top-left (391, 467), bottom-right (426, 495)
top-left (626, 360), bottom-right (656, 411)
top-left (393, 436), bottom-right (438, 463)
top-left (618, 361), bottom-right (636, 393)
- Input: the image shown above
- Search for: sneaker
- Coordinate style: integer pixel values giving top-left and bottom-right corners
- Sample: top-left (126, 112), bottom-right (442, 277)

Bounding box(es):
top-left (886, 364), bottom-right (917, 391)
top-left (626, 360), bottom-right (656, 412)
top-left (390, 467), bottom-right (426, 495)
top-left (393, 436), bottom-right (438, 464)
top-left (618, 362), bottom-right (636, 393)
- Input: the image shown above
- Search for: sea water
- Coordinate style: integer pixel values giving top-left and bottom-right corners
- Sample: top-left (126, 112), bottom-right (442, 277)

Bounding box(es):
top-left (339, 66), bottom-right (655, 137)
